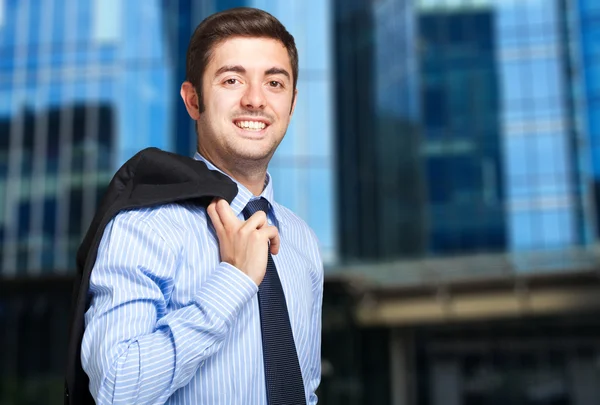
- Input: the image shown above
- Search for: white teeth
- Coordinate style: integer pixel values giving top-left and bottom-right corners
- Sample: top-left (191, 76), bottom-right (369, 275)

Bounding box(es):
top-left (236, 120), bottom-right (266, 131)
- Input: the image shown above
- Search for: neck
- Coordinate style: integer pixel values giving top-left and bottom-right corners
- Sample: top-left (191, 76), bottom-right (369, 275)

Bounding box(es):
top-left (198, 150), bottom-right (268, 196)
top-left (224, 164), bottom-right (267, 196)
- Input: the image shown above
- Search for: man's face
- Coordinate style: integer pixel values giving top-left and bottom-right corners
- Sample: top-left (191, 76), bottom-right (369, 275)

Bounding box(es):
top-left (187, 36), bottom-right (297, 170)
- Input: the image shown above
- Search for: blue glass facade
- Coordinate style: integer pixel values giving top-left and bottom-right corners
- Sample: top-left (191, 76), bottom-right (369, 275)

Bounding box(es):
top-left (578, 0), bottom-right (600, 239)
top-left (1, 0), bottom-right (593, 271)
top-left (0, 0), bottom-right (171, 275)
top-left (334, 0), bottom-right (426, 261)
top-left (419, 6), bottom-right (506, 254)
top-left (494, 0), bottom-right (583, 251)
top-left (334, 0), bottom-right (591, 261)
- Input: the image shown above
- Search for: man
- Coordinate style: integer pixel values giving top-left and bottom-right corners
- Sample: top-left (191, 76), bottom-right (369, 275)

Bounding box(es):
top-left (81, 7), bottom-right (323, 405)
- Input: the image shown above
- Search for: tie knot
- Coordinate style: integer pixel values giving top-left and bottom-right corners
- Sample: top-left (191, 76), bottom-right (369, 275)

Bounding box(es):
top-left (242, 197), bottom-right (270, 219)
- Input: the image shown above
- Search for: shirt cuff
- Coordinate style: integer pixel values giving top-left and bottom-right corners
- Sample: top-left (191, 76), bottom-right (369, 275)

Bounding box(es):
top-left (194, 262), bottom-right (258, 327)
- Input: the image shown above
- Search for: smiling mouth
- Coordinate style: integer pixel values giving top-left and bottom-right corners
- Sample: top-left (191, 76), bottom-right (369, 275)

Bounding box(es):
top-left (234, 120), bottom-right (268, 132)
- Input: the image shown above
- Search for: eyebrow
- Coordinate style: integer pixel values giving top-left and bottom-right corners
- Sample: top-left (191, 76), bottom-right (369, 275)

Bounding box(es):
top-left (214, 65), bottom-right (291, 81)
top-left (214, 65), bottom-right (246, 77)
top-left (265, 67), bottom-right (291, 81)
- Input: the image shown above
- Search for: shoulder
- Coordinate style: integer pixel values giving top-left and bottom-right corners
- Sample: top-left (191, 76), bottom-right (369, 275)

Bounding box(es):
top-left (273, 202), bottom-right (323, 280)
top-left (107, 202), bottom-right (209, 249)
top-left (115, 201), bottom-right (207, 227)
top-left (274, 203), bottom-right (319, 245)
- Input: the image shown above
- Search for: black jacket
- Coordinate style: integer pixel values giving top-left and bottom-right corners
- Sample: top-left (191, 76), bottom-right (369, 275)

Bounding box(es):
top-left (64, 147), bottom-right (238, 405)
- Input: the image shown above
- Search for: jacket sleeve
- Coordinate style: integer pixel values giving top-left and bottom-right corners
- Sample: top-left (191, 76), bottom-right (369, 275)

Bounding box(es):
top-left (81, 209), bottom-right (258, 405)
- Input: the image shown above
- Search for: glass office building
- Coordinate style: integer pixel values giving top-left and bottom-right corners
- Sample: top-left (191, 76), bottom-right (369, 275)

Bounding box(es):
top-left (334, 0), bottom-right (426, 261)
top-left (494, 0), bottom-right (585, 252)
top-left (334, 0), bottom-right (590, 260)
top-left (0, 0), bottom-right (335, 277)
top-left (419, 4), bottom-right (506, 254)
top-left (0, 0), bottom-right (171, 276)
top-left (577, 0), bottom-right (600, 238)
top-left (327, 1), bottom-right (600, 404)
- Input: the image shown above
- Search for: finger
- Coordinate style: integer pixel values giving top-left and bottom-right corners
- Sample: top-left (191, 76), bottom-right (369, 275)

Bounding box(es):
top-left (242, 210), bottom-right (268, 232)
top-left (259, 226), bottom-right (280, 255)
top-left (215, 199), bottom-right (242, 229)
top-left (206, 200), bottom-right (225, 237)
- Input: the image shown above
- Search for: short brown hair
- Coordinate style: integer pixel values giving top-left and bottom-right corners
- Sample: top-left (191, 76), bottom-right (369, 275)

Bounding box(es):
top-left (186, 7), bottom-right (299, 112)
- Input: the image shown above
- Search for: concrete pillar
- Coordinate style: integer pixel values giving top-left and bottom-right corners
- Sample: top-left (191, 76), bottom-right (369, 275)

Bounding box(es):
top-left (390, 328), bottom-right (414, 405)
top-left (431, 358), bottom-right (461, 405)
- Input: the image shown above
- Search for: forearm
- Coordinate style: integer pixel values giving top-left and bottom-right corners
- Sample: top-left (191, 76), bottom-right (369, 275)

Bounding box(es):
top-left (90, 325), bottom-right (176, 405)
top-left (83, 262), bottom-right (257, 405)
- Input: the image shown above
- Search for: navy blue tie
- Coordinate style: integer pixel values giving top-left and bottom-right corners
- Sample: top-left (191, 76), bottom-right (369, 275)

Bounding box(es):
top-left (243, 198), bottom-right (306, 405)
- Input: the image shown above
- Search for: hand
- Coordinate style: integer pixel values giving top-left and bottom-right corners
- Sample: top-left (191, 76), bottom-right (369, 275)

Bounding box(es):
top-left (206, 199), bottom-right (280, 286)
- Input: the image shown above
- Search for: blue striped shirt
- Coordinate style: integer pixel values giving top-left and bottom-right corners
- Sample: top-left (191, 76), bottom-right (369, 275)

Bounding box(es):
top-left (81, 153), bottom-right (323, 404)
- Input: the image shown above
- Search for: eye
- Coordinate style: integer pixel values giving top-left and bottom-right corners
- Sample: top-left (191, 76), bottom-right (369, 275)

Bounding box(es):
top-left (224, 78), bottom-right (239, 85)
top-left (269, 81), bottom-right (282, 88)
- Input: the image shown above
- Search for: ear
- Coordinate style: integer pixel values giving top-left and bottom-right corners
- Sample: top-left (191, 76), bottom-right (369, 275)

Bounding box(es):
top-left (289, 88), bottom-right (298, 116)
top-left (180, 81), bottom-right (201, 119)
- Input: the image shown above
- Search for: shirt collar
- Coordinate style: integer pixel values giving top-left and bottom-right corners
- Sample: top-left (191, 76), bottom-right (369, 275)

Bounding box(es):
top-left (193, 152), bottom-right (283, 228)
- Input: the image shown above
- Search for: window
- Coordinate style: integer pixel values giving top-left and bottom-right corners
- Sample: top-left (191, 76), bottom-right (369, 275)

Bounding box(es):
top-left (92, 0), bottom-right (121, 43)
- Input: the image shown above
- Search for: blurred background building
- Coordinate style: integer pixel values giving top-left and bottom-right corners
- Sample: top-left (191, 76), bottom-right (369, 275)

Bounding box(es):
top-left (1, 0), bottom-right (600, 404)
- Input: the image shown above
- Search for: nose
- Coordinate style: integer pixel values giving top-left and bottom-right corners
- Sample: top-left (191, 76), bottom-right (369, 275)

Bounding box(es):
top-left (241, 82), bottom-right (266, 110)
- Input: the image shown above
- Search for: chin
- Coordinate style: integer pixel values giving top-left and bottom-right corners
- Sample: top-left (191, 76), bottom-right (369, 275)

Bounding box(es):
top-left (232, 144), bottom-right (275, 162)
top-left (238, 150), bottom-right (273, 162)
